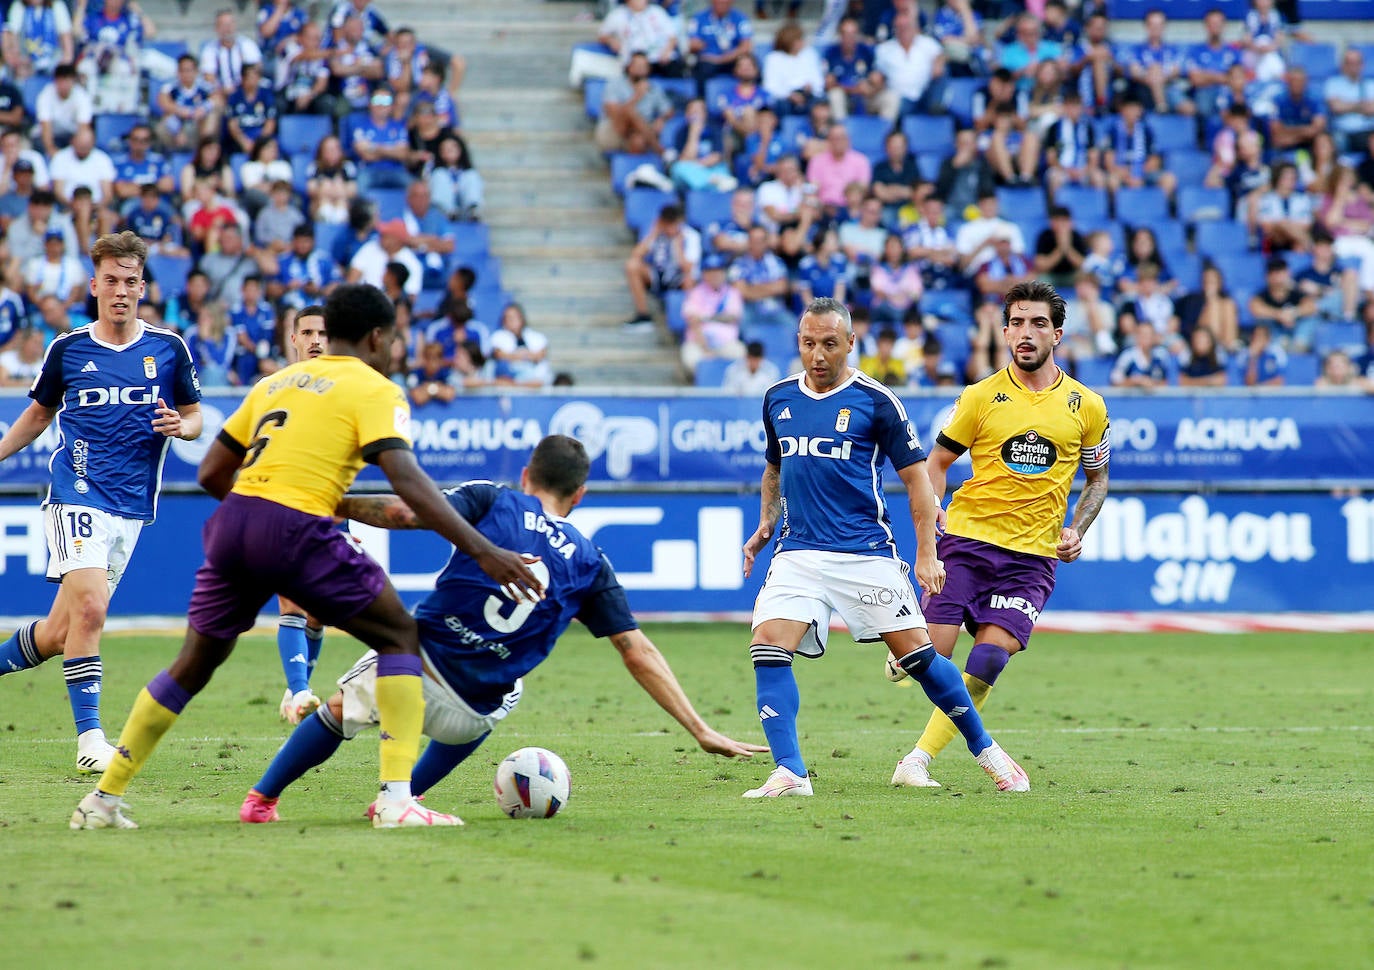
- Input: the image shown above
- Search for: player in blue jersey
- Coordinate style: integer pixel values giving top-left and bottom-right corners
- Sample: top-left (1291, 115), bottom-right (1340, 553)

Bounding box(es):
top-left (0, 231), bottom-right (203, 773)
top-left (239, 434), bottom-right (765, 824)
top-left (739, 297), bottom-right (1029, 797)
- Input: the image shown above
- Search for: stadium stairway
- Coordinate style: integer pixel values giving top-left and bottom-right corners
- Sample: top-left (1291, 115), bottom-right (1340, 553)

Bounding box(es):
top-left (141, 0), bottom-right (681, 387)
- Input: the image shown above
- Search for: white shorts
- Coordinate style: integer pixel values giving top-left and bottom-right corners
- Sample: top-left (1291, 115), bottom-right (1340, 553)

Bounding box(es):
top-left (336, 649), bottom-right (522, 745)
top-left (752, 550), bottom-right (927, 654)
top-left (43, 503), bottom-right (144, 593)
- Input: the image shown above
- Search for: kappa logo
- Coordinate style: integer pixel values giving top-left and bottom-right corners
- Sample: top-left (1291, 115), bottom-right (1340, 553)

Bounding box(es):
top-left (992, 392), bottom-right (1012, 403)
top-left (759, 705), bottom-right (780, 721)
top-left (777, 406), bottom-right (792, 421)
top-left (81, 360), bottom-right (98, 373)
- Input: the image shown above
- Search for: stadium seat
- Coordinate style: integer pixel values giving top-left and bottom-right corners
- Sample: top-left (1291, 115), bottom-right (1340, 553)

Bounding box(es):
top-left (663, 288), bottom-right (686, 337)
top-left (372, 188), bottom-right (407, 220)
top-left (145, 252), bottom-right (190, 297)
top-left (685, 189), bottom-right (733, 232)
top-left (1287, 43), bottom-right (1339, 82)
top-left (583, 77), bottom-right (606, 120)
top-left (704, 76), bottom-right (735, 118)
top-left (1194, 220), bottom-right (1250, 259)
top-left (609, 152), bottom-right (664, 196)
top-left (914, 150), bottom-right (947, 182)
top-left (779, 115), bottom-right (810, 153)
top-left (290, 153), bottom-right (311, 194)
top-left (1054, 184), bottom-right (1109, 223)
top-left (658, 116), bottom-right (686, 154)
top-left (450, 222), bottom-right (491, 263)
top-left (1177, 186), bottom-right (1231, 223)
top-left (743, 322), bottom-right (797, 364)
top-left (1349, 43), bottom-right (1374, 77)
top-left (941, 77), bottom-right (982, 128)
top-left (658, 78), bottom-right (696, 106)
top-left (925, 290), bottom-right (972, 322)
top-left (1168, 252), bottom-right (1203, 293)
top-left (148, 39), bottom-right (188, 60)
top-left (1013, 218), bottom-right (1047, 250)
top-left (1314, 322), bottom-right (1366, 355)
top-left (21, 75), bottom-right (45, 116)
top-left (94, 114), bottom-right (141, 153)
top-left (935, 320), bottom-right (972, 366)
top-left (312, 221), bottom-right (346, 255)
top-left (1114, 186), bottom-right (1169, 226)
top-left (996, 186), bottom-right (1047, 222)
top-left (338, 110), bottom-right (368, 156)
top-left (1148, 218), bottom-right (1186, 257)
top-left (1073, 356), bottom-right (1114, 387)
top-left (469, 285), bottom-right (510, 321)
top-left (413, 288), bottom-right (445, 320)
top-left (1145, 113), bottom-right (1198, 154)
top-left (1282, 251), bottom-right (1312, 276)
top-left (278, 114), bottom-right (333, 160)
top-left (1078, 218), bottom-right (1125, 254)
top-left (899, 114), bottom-right (955, 157)
top-left (624, 187), bottom-right (677, 235)
top-left (1165, 148), bottom-right (1211, 188)
top-left (1284, 353), bottom-right (1320, 385)
top-left (694, 357), bottom-right (733, 387)
top-left (847, 115), bottom-right (891, 163)
top-left (1211, 252), bottom-right (1264, 298)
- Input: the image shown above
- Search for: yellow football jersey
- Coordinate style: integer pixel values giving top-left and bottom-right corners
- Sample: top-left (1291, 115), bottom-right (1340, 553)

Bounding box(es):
top-left (939, 367), bottom-right (1109, 557)
top-left (217, 355), bottom-right (411, 517)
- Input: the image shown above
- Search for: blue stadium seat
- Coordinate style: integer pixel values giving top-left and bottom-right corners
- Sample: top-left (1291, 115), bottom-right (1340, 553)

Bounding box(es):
top-left (624, 188), bottom-right (677, 235)
top-left (847, 115), bottom-right (891, 163)
top-left (450, 222), bottom-right (491, 263)
top-left (1115, 186), bottom-right (1169, 226)
top-left (1177, 185), bottom-right (1231, 223)
top-left (1194, 220), bottom-right (1250, 259)
top-left (935, 320), bottom-right (972, 366)
top-left (228, 151), bottom-right (248, 189)
top-left (145, 252), bottom-right (190, 297)
top-left (610, 152), bottom-right (664, 196)
top-left (663, 289), bottom-right (686, 337)
top-left (704, 76), bottom-right (735, 118)
top-left (94, 114), bottom-right (142, 153)
top-left (914, 149), bottom-right (948, 182)
top-left (694, 357), bottom-right (733, 387)
top-left (468, 286), bottom-right (510, 321)
top-left (583, 77), bottom-right (606, 120)
top-left (1284, 353), bottom-right (1320, 385)
top-left (1014, 218), bottom-right (1048, 250)
top-left (22, 75), bottom-right (45, 116)
top-left (1149, 219), bottom-right (1186, 258)
top-left (413, 288), bottom-right (445, 320)
top-left (1165, 148), bottom-right (1212, 188)
top-left (1072, 356), bottom-right (1114, 387)
top-left (1211, 252), bottom-right (1264, 299)
top-left (312, 221), bottom-right (347, 256)
top-left (685, 189), bottom-right (733, 232)
top-left (1282, 251), bottom-right (1313, 276)
top-left (779, 115), bottom-right (811, 153)
top-left (900, 114), bottom-right (955, 157)
top-left (278, 114), bottom-right (333, 160)
top-left (1349, 44), bottom-right (1374, 77)
top-left (942, 77), bottom-right (982, 128)
top-left (1169, 251), bottom-right (1203, 293)
top-left (148, 39), bottom-right (188, 60)
top-left (1314, 321), bottom-right (1366, 355)
top-left (1287, 43), bottom-right (1339, 81)
top-left (658, 116), bottom-right (686, 154)
top-left (658, 78), bottom-right (696, 105)
top-left (372, 187), bottom-right (407, 220)
top-left (339, 110), bottom-right (368, 156)
top-left (996, 186), bottom-right (1047, 222)
top-left (1054, 184), bottom-right (1109, 223)
top-left (1077, 218), bottom-right (1125, 254)
top-left (1145, 113), bottom-right (1198, 153)
top-left (290, 153), bottom-right (311, 194)
top-left (926, 290), bottom-right (972, 322)
top-left (744, 323), bottom-right (798, 365)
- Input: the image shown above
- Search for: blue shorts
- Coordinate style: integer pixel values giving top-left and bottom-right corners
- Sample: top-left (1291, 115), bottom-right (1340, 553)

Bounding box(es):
top-left (922, 534), bottom-right (1057, 648)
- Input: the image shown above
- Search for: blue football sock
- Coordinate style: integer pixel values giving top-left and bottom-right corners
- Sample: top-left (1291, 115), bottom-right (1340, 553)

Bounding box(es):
top-left (909, 650), bottom-right (993, 755)
top-left (277, 614), bottom-right (311, 695)
top-left (751, 644), bottom-right (806, 776)
top-left (304, 626), bottom-right (324, 680)
top-left (254, 710), bottom-right (345, 798)
top-left (413, 733), bottom-right (489, 798)
top-left (0, 621), bottom-right (43, 675)
top-left (62, 655), bottom-right (103, 736)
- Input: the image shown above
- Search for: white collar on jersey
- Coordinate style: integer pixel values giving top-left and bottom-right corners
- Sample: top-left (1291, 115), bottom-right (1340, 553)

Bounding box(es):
top-left (87, 318), bottom-right (147, 352)
top-left (797, 368), bottom-right (859, 400)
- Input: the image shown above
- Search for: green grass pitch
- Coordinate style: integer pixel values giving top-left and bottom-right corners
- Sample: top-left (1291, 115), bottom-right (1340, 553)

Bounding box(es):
top-left (1, 625), bottom-right (1371, 969)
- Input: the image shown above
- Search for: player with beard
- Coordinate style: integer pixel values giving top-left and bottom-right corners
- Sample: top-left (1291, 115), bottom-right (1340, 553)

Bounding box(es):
top-left (890, 280), bottom-right (1111, 790)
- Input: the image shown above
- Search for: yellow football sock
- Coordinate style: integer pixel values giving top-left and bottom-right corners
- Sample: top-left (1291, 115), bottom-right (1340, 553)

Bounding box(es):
top-left (915, 673), bottom-right (993, 759)
top-left (98, 688), bottom-right (181, 797)
top-left (376, 673), bottom-right (424, 784)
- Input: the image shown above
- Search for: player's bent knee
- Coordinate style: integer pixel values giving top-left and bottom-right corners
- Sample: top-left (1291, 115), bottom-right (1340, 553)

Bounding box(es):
top-left (749, 643), bottom-right (793, 668)
top-left (894, 645), bottom-right (936, 678)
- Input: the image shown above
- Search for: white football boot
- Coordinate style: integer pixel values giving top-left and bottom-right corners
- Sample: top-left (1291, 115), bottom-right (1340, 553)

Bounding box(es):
top-left (891, 748), bottom-right (941, 788)
top-left (280, 688), bottom-right (322, 725)
top-left (76, 728), bottom-right (116, 774)
top-left (742, 765), bottom-right (813, 798)
top-left (70, 791), bottom-right (138, 830)
top-left (975, 742), bottom-right (1031, 792)
top-left (372, 797), bottom-right (463, 828)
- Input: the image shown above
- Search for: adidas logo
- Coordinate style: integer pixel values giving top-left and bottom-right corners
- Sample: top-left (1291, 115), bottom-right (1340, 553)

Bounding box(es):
top-left (81, 360), bottom-right (98, 373)
top-left (947, 706), bottom-right (969, 717)
top-left (287, 653), bottom-right (306, 664)
top-left (992, 392), bottom-right (1011, 403)
top-left (777, 407), bottom-right (792, 421)
top-left (759, 705), bottom-right (780, 721)
top-left (80, 684), bottom-right (101, 694)
top-left (895, 604), bottom-right (912, 618)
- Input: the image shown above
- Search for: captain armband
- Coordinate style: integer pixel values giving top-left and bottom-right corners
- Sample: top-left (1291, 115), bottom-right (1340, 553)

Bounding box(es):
top-left (1082, 434), bottom-right (1111, 469)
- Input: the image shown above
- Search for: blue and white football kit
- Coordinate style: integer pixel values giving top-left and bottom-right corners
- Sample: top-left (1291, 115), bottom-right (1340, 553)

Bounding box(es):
top-left (29, 321), bottom-right (201, 588)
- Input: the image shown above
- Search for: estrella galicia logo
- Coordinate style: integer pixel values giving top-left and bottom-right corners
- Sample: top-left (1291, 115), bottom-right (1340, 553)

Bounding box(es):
top-left (1067, 390), bottom-right (1082, 413)
top-left (1001, 430), bottom-right (1057, 474)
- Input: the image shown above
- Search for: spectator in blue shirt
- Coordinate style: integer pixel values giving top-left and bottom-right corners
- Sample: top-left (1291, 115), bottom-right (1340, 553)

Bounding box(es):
top-left (157, 54), bottom-right (220, 152)
top-left (1104, 96), bottom-right (1177, 201)
top-left (352, 87), bottom-right (413, 192)
top-left (412, 62), bottom-right (460, 131)
top-left (328, 0), bottom-right (390, 52)
top-left (729, 224), bottom-right (791, 329)
top-left (1185, 8), bottom-right (1242, 118)
top-left (1240, 322), bottom-right (1287, 386)
top-left (671, 97), bottom-right (736, 192)
top-left (271, 223), bottom-right (340, 310)
top-left (124, 183), bottom-right (184, 255)
top-left (999, 14), bottom-right (1061, 91)
top-left (1110, 317), bottom-right (1174, 388)
top-left (794, 226), bottom-right (848, 305)
top-left (1270, 66), bottom-right (1327, 154)
top-left (231, 274), bottom-right (279, 383)
top-left (1322, 48), bottom-right (1374, 152)
top-left (111, 123), bottom-right (173, 216)
top-left (822, 16), bottom-right (879, 119)
top-left (225, 61), bottom-right (277, 156)
top-left (1123, 9), bottom-right (1185, 113)
top-left (688, 0), bottom-right (753, 86)
top-left (257, 0), bottom-right (310, 66)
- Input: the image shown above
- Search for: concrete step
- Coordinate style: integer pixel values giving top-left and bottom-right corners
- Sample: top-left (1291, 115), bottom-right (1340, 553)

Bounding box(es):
top-left (464, 105), bottom-right (591, 134)
top-left (483, 207), bottom-right (625, 231)
top-left (495, 224), bottom-right (626, 249)
top-left (485, 181), bottom-right (619, 209)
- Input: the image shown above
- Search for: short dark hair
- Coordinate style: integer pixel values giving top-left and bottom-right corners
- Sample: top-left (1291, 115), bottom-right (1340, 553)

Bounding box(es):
top-left (295, 304), bottom-right (326, 330)
top-left (802, 296), bottom-right (851, 333)
top-left (384, 260), bottom-right (411, 288)
top-left (55, 63), bottom-right (77, 80)
top-left (658, 204), bottom-right (684, 224)
top-left (324, 283), bottom-right (395, 343)
top-left (527, 435), bottom-right (590, 499)
top-left (1002, 280), bottom-right (1067, 330)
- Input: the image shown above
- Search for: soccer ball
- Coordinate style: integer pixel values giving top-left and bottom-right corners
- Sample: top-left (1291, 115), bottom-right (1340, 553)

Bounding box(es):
top-left (493, 747), bottom-right (570, 819)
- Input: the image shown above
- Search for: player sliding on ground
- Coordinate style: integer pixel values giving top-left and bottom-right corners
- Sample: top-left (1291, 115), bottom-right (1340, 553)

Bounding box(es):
top-left (71, 284), bottom-right (544, 831)
top-left (890, 280), bottom-right (1110, 789)
top-left (740, 297), bottom-right (1029, 797)
top-left (239, 434), bottom-right (765, 824)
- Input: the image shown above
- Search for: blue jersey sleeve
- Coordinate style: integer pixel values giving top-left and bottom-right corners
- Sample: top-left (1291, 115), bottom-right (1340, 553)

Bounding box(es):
top-left (443, 481), bottom-right (502, 523)
top-left (171, 336), bottom-right (203, 405)
top-left (762, 390), bottom-right (781, 465)
top-left (576, 554), bottom-right (638, 638)
top-left (28, 339), bottom-right (68, 407)
top-left (873, 392), bottom-right (926, 472)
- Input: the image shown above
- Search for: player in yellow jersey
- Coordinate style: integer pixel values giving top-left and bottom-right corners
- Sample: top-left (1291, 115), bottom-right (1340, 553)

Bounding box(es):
top-left (72, 284), bottom-right (544, 830)
top-left (889, 279), bottom-right (1111, 790)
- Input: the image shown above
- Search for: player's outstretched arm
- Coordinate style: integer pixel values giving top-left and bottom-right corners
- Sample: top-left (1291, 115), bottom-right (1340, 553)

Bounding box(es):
top-left (611, 629), bottom-right (768, 758)
top-left (375, 448), bottom-right (544, 601)
top-left (1058, 463), bottom-right (1109, 563)
top-left (0, 401), bottom-right (58, 462)
top-left (336, 493), bottom-right (426, 530)
top-left (898, 460), bottom-right (946, 596)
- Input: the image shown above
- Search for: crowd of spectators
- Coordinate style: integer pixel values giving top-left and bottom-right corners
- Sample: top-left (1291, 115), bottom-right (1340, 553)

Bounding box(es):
top-left (586, 0), bottom-right (1374, 391)
top-left (0, 0), bottom-right (558, 400)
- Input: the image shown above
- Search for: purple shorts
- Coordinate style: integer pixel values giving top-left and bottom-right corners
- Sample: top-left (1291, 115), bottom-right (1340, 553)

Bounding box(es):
top-left (921, 534), bottom-right (1057, 648)
top-left (187, 493), bottom-right (388, 640)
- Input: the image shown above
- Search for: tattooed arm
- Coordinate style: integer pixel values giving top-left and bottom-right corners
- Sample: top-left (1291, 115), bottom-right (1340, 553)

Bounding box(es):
top-left (335, 493), bottom-right (426, 530)
top-left (742, 461), bottom-right (781, 578)
top-left (1057, 463), bottom-right (1109, 563)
